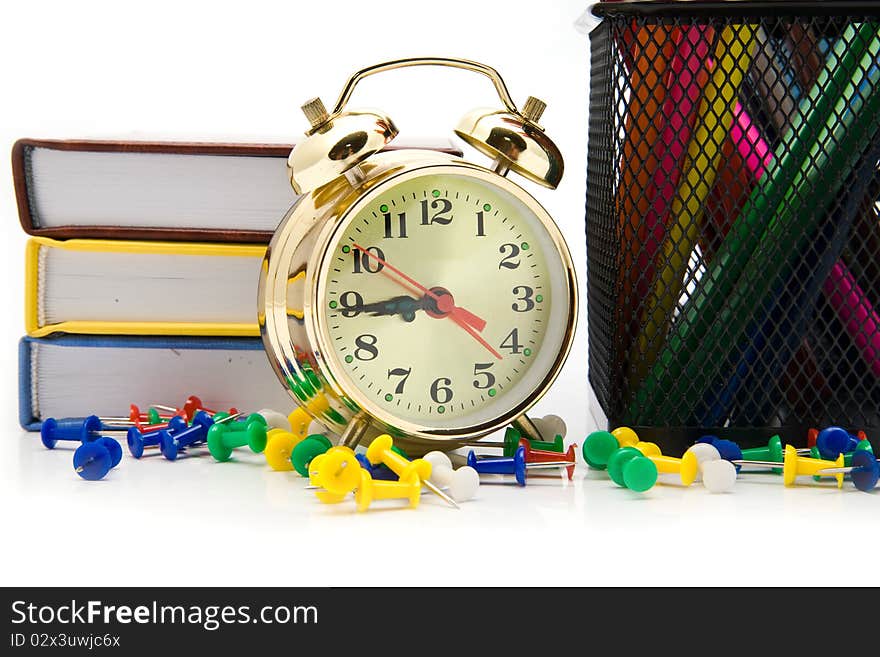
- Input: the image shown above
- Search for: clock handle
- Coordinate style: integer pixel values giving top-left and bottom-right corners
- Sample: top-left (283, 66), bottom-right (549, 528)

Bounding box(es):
top-left (328, 57), bottom-right (521, 117)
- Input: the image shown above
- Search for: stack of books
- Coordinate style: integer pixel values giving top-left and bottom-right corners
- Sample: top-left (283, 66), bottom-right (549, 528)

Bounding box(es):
top-left (14, 138), bottom-right (458, 428)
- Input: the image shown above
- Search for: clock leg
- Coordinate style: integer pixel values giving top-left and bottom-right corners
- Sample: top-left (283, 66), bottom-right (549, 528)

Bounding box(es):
top-left (337, 415), bottom-right (370, 450)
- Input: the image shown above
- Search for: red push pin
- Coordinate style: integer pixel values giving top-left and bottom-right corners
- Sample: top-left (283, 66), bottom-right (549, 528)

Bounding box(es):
top-left (519, 439), bottom-right (576, 480)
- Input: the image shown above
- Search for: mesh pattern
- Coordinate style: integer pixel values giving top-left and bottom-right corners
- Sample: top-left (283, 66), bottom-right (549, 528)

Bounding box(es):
top-left (586, 2), bottom-right (880, 450)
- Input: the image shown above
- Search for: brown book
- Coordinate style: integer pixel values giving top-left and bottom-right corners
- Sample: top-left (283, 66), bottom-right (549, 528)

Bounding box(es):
top-left (13, 137), bottom-right (462, 243)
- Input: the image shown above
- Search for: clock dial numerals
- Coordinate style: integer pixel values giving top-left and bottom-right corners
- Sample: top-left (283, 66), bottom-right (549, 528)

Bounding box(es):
top-left (383, 211), bottom-right (408, 239)
top-left (387, 367), bottom-right (412, 394)
top-left (420, 198), bottom-right (453, 225)
top-left (354, 334), bottom-right (379, 361)
top-left (500, 328), bottom-right (523, 355)
top-left (498, 243), bottom-right (520, 269)
top-left (352, 246), bottom-right (385, 274)
top-left (512, 286), bottom-right (535, 312)
top-left (472, 362), bottom-right (495, 389)
top-left (321, 173), bottom-right (557, 426)
top-left (339, 291), bottom-right (363, 317)
top-left (430, 377), bottom-right (454, 404)
top-left (475, 211), bottom-right (486, 237)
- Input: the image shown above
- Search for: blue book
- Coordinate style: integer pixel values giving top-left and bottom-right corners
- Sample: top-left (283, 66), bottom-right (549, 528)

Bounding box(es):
top-left (19, 334), bottom-right (295, 430)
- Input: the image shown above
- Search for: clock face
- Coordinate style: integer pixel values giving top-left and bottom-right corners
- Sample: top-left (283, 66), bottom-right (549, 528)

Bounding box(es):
top-left (313, 168), bottom-right (573, 434)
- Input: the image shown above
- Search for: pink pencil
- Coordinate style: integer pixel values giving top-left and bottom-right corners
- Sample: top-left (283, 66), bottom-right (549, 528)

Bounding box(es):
top-left (824, 262), bottom-right (880, 377)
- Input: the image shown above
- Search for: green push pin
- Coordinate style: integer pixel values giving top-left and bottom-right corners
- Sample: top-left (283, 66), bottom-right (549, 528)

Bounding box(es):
top-left (465, 427), bottom-right (564, 457)
top-left (582, 430), bottom-right (619, 469)
top-left (207, 422), bottom-right (268, 462)
top-left (391, 445), bottom-right (409, 459)
top-left (606, 447), bottom-right (658, 492)
top-left (224, 413), bottom-right (267, 432)
top-left (741, 435), bottom-right (784, 475)
top-left (291, 434), bottom-right (333, 477)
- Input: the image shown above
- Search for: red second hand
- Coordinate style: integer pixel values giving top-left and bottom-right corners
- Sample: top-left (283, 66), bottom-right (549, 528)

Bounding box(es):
top-left (351, 243), bottom-right (501, 360)
top-left (352, 244), bottom-right (487, 332)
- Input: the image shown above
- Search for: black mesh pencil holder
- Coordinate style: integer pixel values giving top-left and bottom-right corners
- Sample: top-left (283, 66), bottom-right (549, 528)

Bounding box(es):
top-left (585, 1), bottom-right (880, 454)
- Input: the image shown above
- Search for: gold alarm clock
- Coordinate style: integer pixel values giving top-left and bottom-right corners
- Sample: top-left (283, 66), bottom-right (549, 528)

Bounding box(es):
top-left (259, 57), bottom-right (577, 454)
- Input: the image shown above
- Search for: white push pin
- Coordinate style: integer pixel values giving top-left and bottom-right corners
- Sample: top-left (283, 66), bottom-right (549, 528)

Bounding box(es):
top-left (256, 408), bottom-right (291, 431)
top-left (423, 451), bottom-right (480, 502)
top-left (684, 443), bottom-right (736, 492)
top-left (700, 459), bottom-right (738, 493)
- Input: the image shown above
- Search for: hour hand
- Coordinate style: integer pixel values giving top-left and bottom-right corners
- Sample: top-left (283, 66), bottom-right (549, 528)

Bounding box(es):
top-left (360, 295), bottom-right (422, 322)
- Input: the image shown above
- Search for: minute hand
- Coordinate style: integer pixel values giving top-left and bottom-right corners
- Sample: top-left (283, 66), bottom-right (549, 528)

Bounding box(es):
top-left (351, 244), bottom-right (487, 332)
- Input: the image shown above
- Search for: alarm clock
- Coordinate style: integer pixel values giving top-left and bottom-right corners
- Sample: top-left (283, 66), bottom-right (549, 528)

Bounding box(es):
top-left (259, 57), bottom-right (577, 453)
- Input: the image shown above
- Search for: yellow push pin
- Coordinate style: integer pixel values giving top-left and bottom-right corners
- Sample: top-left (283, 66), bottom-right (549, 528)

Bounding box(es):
top-left (783, 444), bottom-right (845, 488)
top-left (288, 407), bottom-right (311, 438)
top-left (264, 428), bottom-right (305, 471)
top-left (632, 441), bottom-right (662, 457)
top-left (646, 450), bottom-right (699, 486)
top-left (309, 453), bottom-right (347, 504)
top-left (612, 426), bottom-right (640, 448)
top-left (733, 444), bottom-right (845, 488)
top-left (315, 446), bottom-right (362, 495)
top-left (365, 435), bottom-right (458, 508)
top-left (355, 469), bottom-right (421, 512)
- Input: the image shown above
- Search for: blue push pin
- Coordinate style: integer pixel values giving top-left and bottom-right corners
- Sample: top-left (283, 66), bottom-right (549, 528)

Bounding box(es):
top-left (41, 415), bottom-right (134, 448)
top-left (355, 453), bottom-right (397, 481)
top-left (708, 438), bottom-right (744, 472)
top-left (160, 411), bottom-right (239, 461)
top-left (816, 427), bottom-right (863, 460)
top-left (127, 416), bottom-right (188, 458)
top-left (72, 437), bottom-right (122, 481)
top-left (816, 450), bottom-right (880, 492)
top-left (465, 446), bottom-right (572, 486)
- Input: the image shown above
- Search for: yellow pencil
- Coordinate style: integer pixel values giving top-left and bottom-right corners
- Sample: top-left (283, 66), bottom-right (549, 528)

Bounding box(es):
top-left (629, 25), bottom-right (757, 389)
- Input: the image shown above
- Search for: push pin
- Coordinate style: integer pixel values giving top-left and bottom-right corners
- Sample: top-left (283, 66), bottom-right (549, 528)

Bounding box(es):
top-left (72, 437), bottom-right (122, 481)
top-left (355, 453), bottom-right (398, 481)
top-left (683, 443), bottom-right (736, 490)
top-left (366, 435), bottom-right (459, 508)
top-left (733, 444), bottom-right (845, 487)
top-left (264, 429), bottom-right (305, 471)
top-left (160, 411), bottom-right (240, 461)
top-left (606, 447), bottom-right (658, 492)
top-left (816, 427), bottom-right (868, 460)
top-left (304, 454), bottom-right (347, 504)
top-left (582, 428), bottom-right (649, 470)
top-left (698, 437), bottom-right (745, 471)
top-left (256, 408), bottom-right (291, 431)
top-left (291, 434), bottom-right (334, 476)
top-left (815, 451), bottom-right (880, 492)
top-left (466, 446), bottom-right (574, 486)
top-left (126, 416), bottom-right (188, 458)
top-left (288, 407), bottom-right (312, 438)
top-left (40, 415), bottom-right (134, 448)
top-left (422, 451), bottom-right (480, 502)
top-left (808, 427), bottom-right (868, 450)
top-left (355, 469), bottom-right (422, 512)
top-left (810, 443), bottom-right (873, 481)
top-left (462, 426), bottom-right (564, 457)
top-left (206, 421), bottom-right (268, 462)
top-left (314, 446), bottom-right (362, 496)
top-left (224, 413), bottom-right (268, 432)
top-left (519, 440), bottom-right (576, 480)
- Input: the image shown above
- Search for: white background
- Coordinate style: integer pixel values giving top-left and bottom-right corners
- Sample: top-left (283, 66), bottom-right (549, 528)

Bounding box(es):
top-left (1, 0), bottom-right (878, 588)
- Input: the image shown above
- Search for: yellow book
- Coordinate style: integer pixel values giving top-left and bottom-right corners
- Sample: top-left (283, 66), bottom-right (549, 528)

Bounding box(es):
top-left (25, 237), bottom-right (267, 338)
